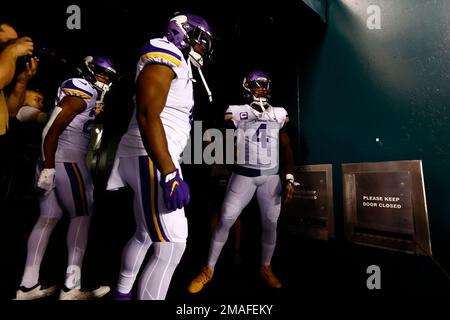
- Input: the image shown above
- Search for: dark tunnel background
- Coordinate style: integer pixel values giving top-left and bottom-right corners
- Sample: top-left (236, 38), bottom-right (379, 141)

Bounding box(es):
top-left (1, 0), bottom-right (449, 304)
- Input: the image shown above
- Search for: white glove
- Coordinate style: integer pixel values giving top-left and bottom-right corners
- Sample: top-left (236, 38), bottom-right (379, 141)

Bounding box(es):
top-left (37, 168), bottom-right (56, 195)
top-left (286, 173), bottom-right (300, 187)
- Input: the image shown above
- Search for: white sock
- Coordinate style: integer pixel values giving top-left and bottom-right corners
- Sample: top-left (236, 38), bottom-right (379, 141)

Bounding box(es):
top-left (20, 266), bottom-right (40, 288)
top-left (65, 216), bottom-right (90, 289)
top-left (65, 265), bottom-right (81, 289)
top-left (261, 242), bottom-right (276, 266)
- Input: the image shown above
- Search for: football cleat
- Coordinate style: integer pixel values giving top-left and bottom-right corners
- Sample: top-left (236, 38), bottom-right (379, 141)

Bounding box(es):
top-left (15, 284), bottom-right (57, 300)
top-left (260, 265), bottom-right (282, 289)
top-left (59, 285), bottom-right (110, 300)
top-left (111, 289), bottom-right (133, 301)
top-left (188, 266), bottom-right (213, 294)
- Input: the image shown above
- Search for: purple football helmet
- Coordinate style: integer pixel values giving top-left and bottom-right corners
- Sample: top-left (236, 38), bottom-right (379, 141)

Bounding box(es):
top-left (80, 55), bottom-right (117, 95)
top-left (243, 70), bottom-right (272, 101)
top-left (166, 13), bottom-right (213, 68)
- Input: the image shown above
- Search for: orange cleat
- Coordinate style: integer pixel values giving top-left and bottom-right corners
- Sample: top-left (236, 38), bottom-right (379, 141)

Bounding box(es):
top-left (261, 265), bottom-right (282, 289)
top-left (188, 266), bottom-right (214, 294)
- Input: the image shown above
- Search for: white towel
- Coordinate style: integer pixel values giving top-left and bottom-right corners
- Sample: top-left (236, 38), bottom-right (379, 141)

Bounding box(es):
top-left (106, 156), bottom-right (127, 191)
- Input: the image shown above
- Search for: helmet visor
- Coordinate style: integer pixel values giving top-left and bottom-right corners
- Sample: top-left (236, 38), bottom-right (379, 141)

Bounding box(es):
top-left (249, 79), bottom-right (271, 98)
top-left (250, 79), bottom-right (270, 90)
top-left (92, 65), bottom-right (116, 85)
top-left (189, 28), bottom-right (213, 61)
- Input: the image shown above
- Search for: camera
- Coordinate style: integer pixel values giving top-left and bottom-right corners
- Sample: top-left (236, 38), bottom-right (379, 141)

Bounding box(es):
top-left (16, 46), bottom-right (57, 74)
top-left (15, 54), bottom-right (33, 74)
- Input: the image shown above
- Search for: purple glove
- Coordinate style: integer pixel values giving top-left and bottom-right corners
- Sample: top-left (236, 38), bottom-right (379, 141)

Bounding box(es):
top-left (160, 168), bottom-right (190, 211)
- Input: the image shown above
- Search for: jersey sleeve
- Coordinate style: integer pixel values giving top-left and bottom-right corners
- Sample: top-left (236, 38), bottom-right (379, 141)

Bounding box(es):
top-left (224, 105), bottom-right (238, 127)
top-left (139, 38), bottom-right (183, 75)
top-left (276, 107), bottom-right (289, 128)
top-left (59, 78), bottom-right (96, 104)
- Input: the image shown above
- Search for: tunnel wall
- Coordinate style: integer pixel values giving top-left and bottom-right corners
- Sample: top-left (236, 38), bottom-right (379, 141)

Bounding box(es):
top-left (297, 0), bottom-right (450, 272)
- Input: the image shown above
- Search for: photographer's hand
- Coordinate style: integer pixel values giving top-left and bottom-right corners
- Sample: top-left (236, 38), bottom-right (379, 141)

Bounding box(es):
top-left (6, 37), bottom-right (34, 58)
top-left (0, 37), bottom-right (32, 90)
top-left (5, 55), bottom-right (38, 117)
top-left (17, 57), bottom-right (38, 83)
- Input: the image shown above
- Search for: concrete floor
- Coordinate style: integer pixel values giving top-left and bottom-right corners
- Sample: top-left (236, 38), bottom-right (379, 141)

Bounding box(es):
top-left (3, 185), bottom-right (449, 304)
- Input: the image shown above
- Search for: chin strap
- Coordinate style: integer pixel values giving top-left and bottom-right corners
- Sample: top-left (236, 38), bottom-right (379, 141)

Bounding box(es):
top-left (187, 58), bottom-right (196, 83)
top-left (197, 67), bottom-right (213, 102)
top-left (187, 57), bottom-right (213, 102)
top-left (258, 97), bottom-right (267, 112)
top-left (95, 81), bottom-right (112, 104)
top-left (251, 98), bottom-right (275, 121)
top-left (97, 88), bottom-right (107, 104)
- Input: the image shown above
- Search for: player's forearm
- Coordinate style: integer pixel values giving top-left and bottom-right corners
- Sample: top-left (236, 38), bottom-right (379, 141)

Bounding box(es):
top-left (43, 128), bottom-right (60, 168)
top-left (138, 112), bottom-right (176, 175)
top-left (280, 133), bottom-right (295, 175)
top-left (281, 146), bottom-right (294, 174)
top-left (6, 79), bottom-right (27, 116)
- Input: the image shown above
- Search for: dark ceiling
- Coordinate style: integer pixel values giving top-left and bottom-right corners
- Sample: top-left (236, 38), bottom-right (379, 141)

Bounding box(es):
top-left (3, 0), bottom-right (325, 123)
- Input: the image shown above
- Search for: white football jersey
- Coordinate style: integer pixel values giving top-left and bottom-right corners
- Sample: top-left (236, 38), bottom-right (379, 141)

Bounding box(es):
top-left (42, 78), bottom-right (97, 162)
top-left (225, 104), bottom-right (289, 173)
top-left (118, 37), bottom-right (194, 161)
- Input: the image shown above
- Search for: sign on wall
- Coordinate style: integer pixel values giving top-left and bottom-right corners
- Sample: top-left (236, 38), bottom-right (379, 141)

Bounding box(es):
top-left (342, 160), bottom-right (431, 256)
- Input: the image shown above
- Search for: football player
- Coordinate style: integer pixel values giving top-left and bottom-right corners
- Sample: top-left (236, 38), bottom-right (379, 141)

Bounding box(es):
top-left (106, 13), bottom-right (214, 300)
top-left (15, 55), bottom-right (116, 300)
top-left (188, 70), bottom-right (296, 293)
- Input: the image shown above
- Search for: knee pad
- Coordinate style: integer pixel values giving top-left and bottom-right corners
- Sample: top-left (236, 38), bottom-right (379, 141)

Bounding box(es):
top-left (134, 230), bottom-right (151, 245)
top-left (154, 242), bottom-right (186, 265)
top-left (265, 212), bottom-right (280, 224)
top-left (261, 216), bottom-right (278, 232)
top-left (70, 215), bottom-right (91, 226)
top-left (221, 201), bottom-right (240, 221)
top-left (36, 216), bottom-right (59, 229)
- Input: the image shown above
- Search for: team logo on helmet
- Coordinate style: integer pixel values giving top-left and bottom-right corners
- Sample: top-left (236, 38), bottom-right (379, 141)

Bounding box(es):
top-left (165, 13), bottom-right (214, 68)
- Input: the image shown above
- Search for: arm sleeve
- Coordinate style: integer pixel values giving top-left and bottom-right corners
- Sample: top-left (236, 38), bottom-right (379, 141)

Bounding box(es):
top-left (59, 78), bottom-right (96, 104)
top-left (278, 108), bottom-right (289, 128)
top-left (139, 38), bottom-right (183, 78)
top-left (224, 105), bottom-right (238, 127)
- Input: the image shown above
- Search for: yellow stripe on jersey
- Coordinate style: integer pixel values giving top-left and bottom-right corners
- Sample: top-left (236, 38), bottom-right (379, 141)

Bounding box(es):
top-left (148, 158), bottom-right (166, 242)
top-left (224, 114), bottom-right (234, 120)
top-left (71, 163), bottom-right (88, 215)
top-left (141, 52), bottom-right (181, 67)
top-left (63, 89), bottom-right (92, 100)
